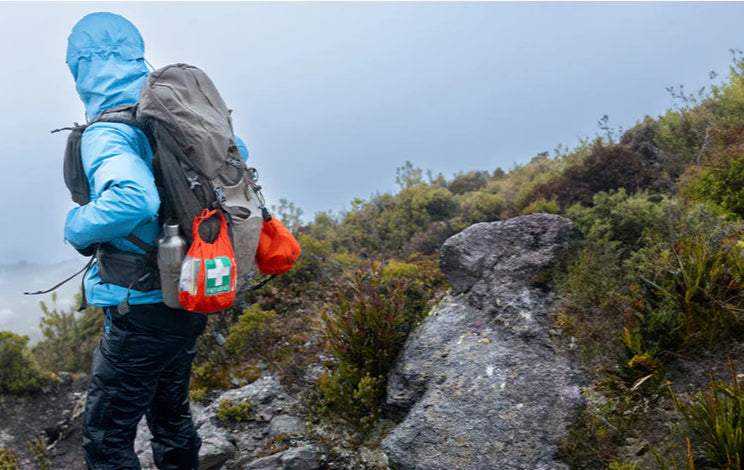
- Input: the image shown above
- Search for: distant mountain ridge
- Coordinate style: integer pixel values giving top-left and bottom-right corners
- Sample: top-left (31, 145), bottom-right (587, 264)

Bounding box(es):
top-left (0, 258), bottom-right (84, 342)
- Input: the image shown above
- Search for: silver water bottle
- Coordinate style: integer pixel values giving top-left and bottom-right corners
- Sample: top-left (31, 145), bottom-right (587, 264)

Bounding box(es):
top-left (157, 222), bottom-right (187, 309)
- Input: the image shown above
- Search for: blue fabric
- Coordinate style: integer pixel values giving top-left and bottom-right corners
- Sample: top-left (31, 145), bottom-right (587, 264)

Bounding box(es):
top-left (235, 135), bottom-right (249, 162)
top-left (66, 13), bottom-right (162, 306)
top-left (67, 12), bottom-right (148, 119)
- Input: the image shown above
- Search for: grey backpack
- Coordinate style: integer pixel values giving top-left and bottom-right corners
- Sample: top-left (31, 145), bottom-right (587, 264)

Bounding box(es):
top-left (138, 63), bottom-right (264, 294)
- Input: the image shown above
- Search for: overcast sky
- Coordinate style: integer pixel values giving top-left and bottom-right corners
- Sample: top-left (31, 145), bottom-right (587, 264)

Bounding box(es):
top-left (1, 1), bottom-right (743, 265)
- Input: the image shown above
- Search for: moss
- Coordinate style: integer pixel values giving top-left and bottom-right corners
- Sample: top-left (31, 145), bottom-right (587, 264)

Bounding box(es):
top-left (216, 399), bottom-right (253, 423)
top-left (0, 448), bottom-right (19, 470)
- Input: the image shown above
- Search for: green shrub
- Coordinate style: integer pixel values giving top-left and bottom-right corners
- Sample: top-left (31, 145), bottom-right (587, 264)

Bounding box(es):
top-left (189, 388), bottom-right (208, 404)
top-left (279, 233), bottom-right (336, 293)
top-left (567, 189), bottom-right (667, 253)
top-left (404, 221), bottom-right (455, 255)
top-left (314, 370), bottom-right (385, 431)
top-left (0, 448), bottom-right (19, 470)
top-left (558, 385), bottom-right (641, 470)
top-left (627, 303), bottom-right (683, 365)
top-left (681, 154), bottom-right (744, 220)
top-left (607, 462), bottom-right (639, 470)
top-left (497, 151), bottom-right (568, 217)
top-left (192, 304), bottom-right (310, 392)
top-left (314, 261), bottom-right (429, 430)
top-left (0, 331), bottom-right (49, 394)
top-left (190, 355), bottom-right (233, 393)
top-left (448, 170), bottom-right (489, 195)
top-left (669, 366), bottom-right (744, 470)
top-left (553, 238), bottom-right (630, 369)
top-left (709, 57), bottom-right (744, 131)
top-left (656, 106), bottom-right (709, 176)
top-left (638, 233), bottom-right (744, 346)
top-left (225, 305), bottom-right (279, 354)
top-left (334, 163), bottom-right (457, 259)
top-left (621, 117), bottom-right (661, 164)
top-left (216, 398), bottom-right (253, 423)
top-left (451, 190), bottom-right (504, 232)
top-left (28, 435), bottom-right (49, 470)
top-left (33, 292), bottom-right (103, 373)
top-left (520, 198), bottom-right (560, 215)
top-left (322, 261), bottom-right (434, 376)
top-left (232, 304), bottom-right (313, 384)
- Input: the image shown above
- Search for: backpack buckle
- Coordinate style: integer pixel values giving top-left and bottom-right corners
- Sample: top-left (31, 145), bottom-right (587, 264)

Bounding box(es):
top-left (214, 187), bottom-right (227, 206)
top-left (187, 175), bottom-right (201, 189)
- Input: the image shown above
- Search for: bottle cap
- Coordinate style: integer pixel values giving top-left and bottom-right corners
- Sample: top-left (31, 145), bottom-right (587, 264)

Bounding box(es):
top-left (163, 223), bottom-right (180, 237)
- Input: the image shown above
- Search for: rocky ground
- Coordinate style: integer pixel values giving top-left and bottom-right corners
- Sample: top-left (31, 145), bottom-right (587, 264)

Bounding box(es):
top-left (0, 371), bottom-right (375, 470)
top-left (0, 373), bottom-right (88, 469)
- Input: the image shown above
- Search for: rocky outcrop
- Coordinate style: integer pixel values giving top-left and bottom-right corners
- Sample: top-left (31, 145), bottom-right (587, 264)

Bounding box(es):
top-left (383, 213), bottom-right (585, 470)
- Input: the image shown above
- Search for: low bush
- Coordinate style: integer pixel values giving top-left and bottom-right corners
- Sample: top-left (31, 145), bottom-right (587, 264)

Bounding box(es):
top-left (448, 170), bottom-right (489, 195)
top-left (216, 398), bottom-right (253, 423)
top-left (558, 383), bottom-right (643, 470)
top-left (607, 462), bottom-right (639, 470)
top-left (681, 154), bottom-right (744, 220)
top-left (0, 331), bottom-right (49, 394)
top-left (0, 448), bottom-right (19, 470)
top-left (636, 232), bottom-right (744, 347)
top-left (192, 303), bottom-right (313, 393)
top-left (451, 190), bottom-right (504, 232)
top-left (669, 365), bottom-right (744, 470)
top-left (553, 238), bottom-right (631, 370)
top-left (312, 260), bottom-right (437, 431)
top-left (32, 292), bottom-right (103, 374)
top-left (28, 435), bottom-right (49, 470)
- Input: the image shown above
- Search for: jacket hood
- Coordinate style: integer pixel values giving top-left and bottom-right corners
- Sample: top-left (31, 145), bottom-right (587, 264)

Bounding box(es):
top-left (67, 12), bottom-right (148, 118)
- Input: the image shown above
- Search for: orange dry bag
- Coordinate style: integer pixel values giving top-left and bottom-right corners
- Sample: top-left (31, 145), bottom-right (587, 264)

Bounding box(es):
top-left (255, 216), bottom-right (301, 275)
top-left (178, 209), bottom-right (237, 313)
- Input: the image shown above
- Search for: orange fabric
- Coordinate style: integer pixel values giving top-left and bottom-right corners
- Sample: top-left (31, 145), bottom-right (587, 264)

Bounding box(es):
top-left (255, 217), bottom-right (301, 275)
top-left (178, 209), bottom-right (237, 313)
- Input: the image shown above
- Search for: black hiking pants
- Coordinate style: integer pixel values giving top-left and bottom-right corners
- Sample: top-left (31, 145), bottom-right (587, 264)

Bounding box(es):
top-left (82, 303), bottom-right (207, 470)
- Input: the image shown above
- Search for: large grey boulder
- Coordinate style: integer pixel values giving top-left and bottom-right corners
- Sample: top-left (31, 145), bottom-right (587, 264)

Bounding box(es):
top-left (383, 213), bottom-right (585, 470)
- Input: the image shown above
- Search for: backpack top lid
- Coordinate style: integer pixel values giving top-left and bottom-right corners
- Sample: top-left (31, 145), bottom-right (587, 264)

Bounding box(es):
top-left (138, 64), bottom-right (234, 180)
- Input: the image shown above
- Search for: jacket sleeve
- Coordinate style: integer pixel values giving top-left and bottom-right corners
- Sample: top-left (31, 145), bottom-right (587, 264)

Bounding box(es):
top-left (64, 123), bottom-right (160, 250)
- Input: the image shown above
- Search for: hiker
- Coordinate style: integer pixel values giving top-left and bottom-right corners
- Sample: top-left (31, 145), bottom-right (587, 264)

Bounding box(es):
top-left (64, 12), bottom-right (248, 469)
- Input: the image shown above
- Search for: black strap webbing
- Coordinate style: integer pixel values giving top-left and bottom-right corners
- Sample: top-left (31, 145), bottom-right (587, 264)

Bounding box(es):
top-left (125, 234), bottom-right (155, 253)
top-left (24, 256), bottom-right (95, 296)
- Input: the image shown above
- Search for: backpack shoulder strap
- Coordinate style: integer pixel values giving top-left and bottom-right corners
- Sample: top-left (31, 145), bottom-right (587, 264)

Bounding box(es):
top-left (90, 104), bottom-right (155, 148)
top-left (55, 104), bottom-right (154, 207)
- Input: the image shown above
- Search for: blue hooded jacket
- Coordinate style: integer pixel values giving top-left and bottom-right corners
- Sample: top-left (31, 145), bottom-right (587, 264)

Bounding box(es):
top-left (65, 12), bottom-right (162, 307)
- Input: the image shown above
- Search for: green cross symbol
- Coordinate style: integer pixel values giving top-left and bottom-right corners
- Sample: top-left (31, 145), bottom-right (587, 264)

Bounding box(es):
top-left (205, 256), bottom-right (232, 295)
